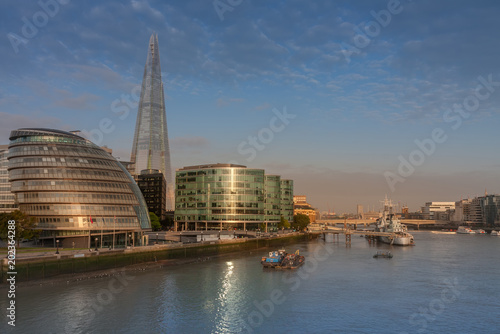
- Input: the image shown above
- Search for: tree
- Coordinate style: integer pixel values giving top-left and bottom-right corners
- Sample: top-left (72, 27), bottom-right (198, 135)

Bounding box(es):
top-left (149, 212), bottom-right (161, 231)
top-left (278, 215), bottom-right (291, 229)
top-left (0, 210), bottom-right (39, 247)
top-left (292, 213), bottom-right (310, 231)
top-left (161, 215), bottom-right (174, 230)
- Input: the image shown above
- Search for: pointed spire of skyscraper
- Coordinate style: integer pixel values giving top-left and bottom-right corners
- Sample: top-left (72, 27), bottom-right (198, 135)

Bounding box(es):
top-left (131, 33), bottom-right (174, 210)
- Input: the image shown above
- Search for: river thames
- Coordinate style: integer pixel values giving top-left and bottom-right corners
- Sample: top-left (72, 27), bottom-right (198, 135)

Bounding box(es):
top-left (2, 231), bottom-right (499, 333)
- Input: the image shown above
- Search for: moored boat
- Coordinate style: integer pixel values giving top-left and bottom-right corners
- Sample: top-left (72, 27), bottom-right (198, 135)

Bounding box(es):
top-left (373, 251), bottom-right (393, 258)
top-left (457, 226), bottom-right (475, 234)
top-left (475, 229), bottom-right (486, 234)
top-left (375, 197), bottom-right (414, 246)
top-left (261, 249), bottom-right (305, 269)
top-left (491, 230), bottom-right (500, 236)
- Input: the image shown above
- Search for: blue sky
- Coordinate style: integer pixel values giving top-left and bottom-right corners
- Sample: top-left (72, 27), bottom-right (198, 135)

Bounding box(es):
top-left (1, 0), bottom-right (500, 213)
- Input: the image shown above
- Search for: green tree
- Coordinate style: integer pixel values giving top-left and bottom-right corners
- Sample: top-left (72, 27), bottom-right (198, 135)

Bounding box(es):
top-left (0, 210), bottom-right (39, 247)
top-left (161, 215), bottom-right (174, 230)
top-left (149, 212), bottom-right (161, 231)
top-left (292, 213), bottom-right (310, 231)
top-left (278, 215), bottom-right (291, 229)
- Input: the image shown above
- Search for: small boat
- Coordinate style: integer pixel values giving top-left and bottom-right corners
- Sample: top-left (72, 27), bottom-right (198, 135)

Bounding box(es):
top-left (475, 229), bottom-right (486, 234)
top-left (373, 251), bottom-right (393, 259)
top-left (261, 249), bottom-right (305, 269)
top-left (491, 230), bottom-right (500, 236)
top-left (457, 226), bottom-right (475, 234)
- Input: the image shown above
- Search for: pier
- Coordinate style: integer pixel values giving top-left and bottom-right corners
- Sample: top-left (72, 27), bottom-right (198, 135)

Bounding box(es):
top-left (319, 227), bottom-right (397, 245)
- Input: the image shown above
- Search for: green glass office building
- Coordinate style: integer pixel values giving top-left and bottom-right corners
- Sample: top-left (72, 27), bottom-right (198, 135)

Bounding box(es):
top-left (175, 164), bottom-right (293, 231)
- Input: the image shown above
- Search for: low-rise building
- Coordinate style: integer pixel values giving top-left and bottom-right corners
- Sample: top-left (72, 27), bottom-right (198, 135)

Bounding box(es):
top-left (293, 195), bottom-right (317, 222)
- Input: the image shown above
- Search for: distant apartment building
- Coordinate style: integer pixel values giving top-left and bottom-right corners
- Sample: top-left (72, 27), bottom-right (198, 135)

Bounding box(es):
top-left (421, 202), bottom-right (455, 220)
top-left (0, 145), bottom-right (17, 213)
top-left (357, 204), bottom-right (363, 218)
top-left (174, 164), bottom-right (293, 231)
top-left (293, 195), bottom-right (317, 223)
top-left (450, 199), bottom-right (472, 222)
top-left (468, 197), bottom-right (483, 222)
top-left (481, 195), bottom-right (500, 226)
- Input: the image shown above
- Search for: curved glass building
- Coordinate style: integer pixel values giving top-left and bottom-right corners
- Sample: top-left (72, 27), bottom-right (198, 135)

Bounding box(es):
top-left (175, 164), bottom-right (293, 231)
top-left (8, 128), bottom-right (151, 248)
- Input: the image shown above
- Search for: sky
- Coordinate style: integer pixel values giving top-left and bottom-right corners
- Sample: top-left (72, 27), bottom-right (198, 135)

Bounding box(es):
top-left (1, 0), bottom-right (500, 213)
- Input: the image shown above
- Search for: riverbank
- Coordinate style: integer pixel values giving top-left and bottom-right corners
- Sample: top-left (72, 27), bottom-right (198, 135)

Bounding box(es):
top-left (1, 233), bottom-right (316, 285)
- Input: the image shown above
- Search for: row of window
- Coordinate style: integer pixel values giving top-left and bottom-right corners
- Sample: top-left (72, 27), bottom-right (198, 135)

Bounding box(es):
top-left (8, 144), bottom-right (110, 159)
top-left (10, 156), bottom-right (116, 167)
top-left (11, 180), bottom-right (131, 191)
top-left (17, 192), bottom-right (136, 202)
top-left (22, 204), bottom-right (135, 213)
top-left (176, 195), bottom-right (265, 203)
top-left (177, 169), bottom-right (264, 178)
top-left (176, 215), bottom-right (267, 222)
top-left (9, 168), bottom-right (128, 181)
top-left (10, 135), bottom-right (90, 146)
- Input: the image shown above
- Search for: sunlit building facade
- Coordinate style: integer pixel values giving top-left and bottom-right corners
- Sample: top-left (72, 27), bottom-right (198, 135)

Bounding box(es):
top-left (0, 145), bottom-right (17, 213)
top-left (130, 33), bottom-right (174, 210)
top-left (8, 128), bottom-right (151, 248)
top-left (175, 164), bottom-right (293, 231)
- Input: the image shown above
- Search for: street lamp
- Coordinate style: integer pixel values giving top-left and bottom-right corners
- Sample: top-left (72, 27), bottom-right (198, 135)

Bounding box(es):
top-left (129, 234), bottom-right (132, 248)
top-left (55, 240), bottom-right (59, 254)
top-left (156, 233), bottom-right (158, 244)
top-left (95, 237), bottom-right (98, 251)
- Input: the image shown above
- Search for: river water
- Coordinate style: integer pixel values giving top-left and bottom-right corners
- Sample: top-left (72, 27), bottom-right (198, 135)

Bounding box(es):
top-left (2, 231), bottom-right (499, 333)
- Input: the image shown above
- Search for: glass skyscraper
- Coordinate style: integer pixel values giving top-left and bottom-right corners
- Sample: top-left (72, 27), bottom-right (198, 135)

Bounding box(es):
top-left (131, 33), bottom-right (174, 210)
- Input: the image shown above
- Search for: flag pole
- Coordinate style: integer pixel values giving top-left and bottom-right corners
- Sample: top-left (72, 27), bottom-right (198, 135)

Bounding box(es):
top-left (113, 216), bottom-right (116, 250)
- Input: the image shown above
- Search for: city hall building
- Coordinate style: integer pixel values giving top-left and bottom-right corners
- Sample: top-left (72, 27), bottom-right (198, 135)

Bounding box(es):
top-left (174, 163), bottom-right (293, 231)
top-left (8, 128), bottom-right (151, 248)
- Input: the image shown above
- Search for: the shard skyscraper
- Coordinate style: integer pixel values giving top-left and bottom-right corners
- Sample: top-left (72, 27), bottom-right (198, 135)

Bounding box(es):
top-left (131, 33), bottom-right (174, 210)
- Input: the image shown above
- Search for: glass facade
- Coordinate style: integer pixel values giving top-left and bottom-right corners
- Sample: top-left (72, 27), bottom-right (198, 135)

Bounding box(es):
top-left (175, 164), bottom-right (293, 231)
top-left (137, 169), bottom-right (167, 221)
top-left (265, 175), bottom-right (281, 223)
top-left (481, 195), bottom-right (500, 226)
top-left (280, 179), bottom-right (294, 222)
top-left (0, 145), bottom-right (17, 213)
top-left (8, 128), bottom-right (151, 246)
top-left (130, 33), bottom-right (174, 210)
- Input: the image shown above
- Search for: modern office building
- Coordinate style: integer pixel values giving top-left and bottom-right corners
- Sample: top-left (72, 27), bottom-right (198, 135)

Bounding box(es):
top-left (280, 179), bottom-right (294, 222)
top-left (481, 194), bottom-right (500, 226)
top-left (137, 169), bottom-right (167, 221)
top-left (130, 33), bottom-right (174, 210)
top-left (8, 128), bottom-right (151, 248)
top-left (175, 163), bottom-right (293, 231)
top-left (265, 175), bottom-right (282, 223)
top-left (0, 145), bottom-right (17, 213)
